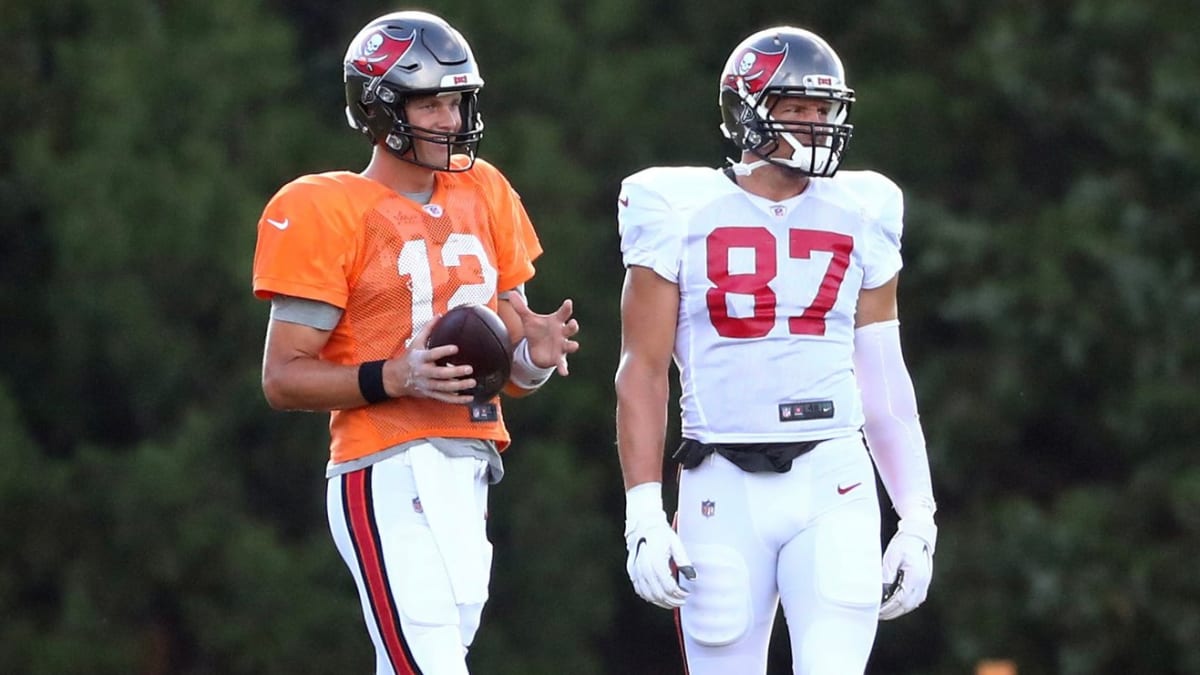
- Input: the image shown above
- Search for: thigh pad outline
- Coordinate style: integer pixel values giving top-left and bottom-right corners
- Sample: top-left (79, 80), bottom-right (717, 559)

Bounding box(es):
top-left (814, 506), bottom-right (881, 608)
top-left (680, 545), bottom-right (753, 647)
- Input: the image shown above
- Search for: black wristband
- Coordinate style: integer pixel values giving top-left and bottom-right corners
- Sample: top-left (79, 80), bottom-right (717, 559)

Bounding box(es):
top-left (358, 360), bottom-right (390, 404)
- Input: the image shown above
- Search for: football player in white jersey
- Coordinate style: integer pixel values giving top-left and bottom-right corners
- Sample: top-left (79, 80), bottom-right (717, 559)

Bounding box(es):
top-left (615, 26), bottom-right (937, 674)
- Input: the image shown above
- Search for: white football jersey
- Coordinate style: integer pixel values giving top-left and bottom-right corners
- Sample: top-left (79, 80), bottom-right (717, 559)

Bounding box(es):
top-left (618, 166), bottom-right (904, 444)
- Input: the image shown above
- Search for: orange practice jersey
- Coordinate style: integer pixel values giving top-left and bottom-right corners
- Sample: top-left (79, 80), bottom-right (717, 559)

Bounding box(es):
top-left (252, 157), bottom-right (542, 463)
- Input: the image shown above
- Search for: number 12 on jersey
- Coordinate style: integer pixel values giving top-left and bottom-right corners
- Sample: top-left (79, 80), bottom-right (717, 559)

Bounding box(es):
top-left (705, 226), bottom-right (852, 339)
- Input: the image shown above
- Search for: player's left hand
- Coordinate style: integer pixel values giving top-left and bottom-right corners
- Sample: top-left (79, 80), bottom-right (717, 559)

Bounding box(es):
top-left (505, 292), bottom-right (580, 375)
top-left (879, 517), bottom-right (936, 620)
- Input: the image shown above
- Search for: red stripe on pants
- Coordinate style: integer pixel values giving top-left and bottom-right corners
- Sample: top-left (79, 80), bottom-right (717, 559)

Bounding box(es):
top-left (343, 469), bottom-right (422, 675)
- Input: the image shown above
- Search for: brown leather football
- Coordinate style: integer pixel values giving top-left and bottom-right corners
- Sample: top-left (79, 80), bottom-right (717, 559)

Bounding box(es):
top-left (426, 303), bottom-right (512, 401)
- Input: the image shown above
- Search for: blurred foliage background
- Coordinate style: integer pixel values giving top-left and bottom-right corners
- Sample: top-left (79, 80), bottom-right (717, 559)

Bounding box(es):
top-left (2, 0), bottom-right (1198, 673)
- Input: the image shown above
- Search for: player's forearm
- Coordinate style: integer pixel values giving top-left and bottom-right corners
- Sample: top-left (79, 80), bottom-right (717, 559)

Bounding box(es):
top-left (615, 361), bottom-right (671, 490)
top-left (854, 320), bottom-right (936, 520)
top-left (864, 413), bottom-right (935, 518)
top-left (263, 356), bottom-right (401, 411)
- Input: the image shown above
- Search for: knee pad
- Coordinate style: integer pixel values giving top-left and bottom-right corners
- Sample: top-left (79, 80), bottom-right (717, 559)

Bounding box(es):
top-left (680, 545), bottom-right (752, 646)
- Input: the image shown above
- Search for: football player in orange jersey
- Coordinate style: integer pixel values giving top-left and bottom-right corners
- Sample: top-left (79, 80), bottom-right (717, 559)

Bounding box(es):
top-left (251, 11), bottom-right (579, 675)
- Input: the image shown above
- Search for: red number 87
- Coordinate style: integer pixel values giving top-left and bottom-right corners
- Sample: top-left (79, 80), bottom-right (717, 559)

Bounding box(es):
top-left (705, 226), bottom-right (853, 338)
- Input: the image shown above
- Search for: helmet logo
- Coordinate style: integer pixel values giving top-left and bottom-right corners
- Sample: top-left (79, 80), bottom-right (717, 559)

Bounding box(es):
top-left (723, 46), bottom-right (788, 97)
top-left (350, 29), bottom-right (416, 77)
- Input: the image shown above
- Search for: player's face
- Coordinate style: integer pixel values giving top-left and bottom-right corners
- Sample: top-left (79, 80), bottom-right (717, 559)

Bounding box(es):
top-left (768, 95), bottom-right (833, 124)
top-left (404, 92), bottom-right (464, 166)
top-left (767, 95), bottom-right (834, 150)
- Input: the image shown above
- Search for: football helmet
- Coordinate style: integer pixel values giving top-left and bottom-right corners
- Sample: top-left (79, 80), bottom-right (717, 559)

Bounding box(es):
top-left (719, 27), bottom-right (855, 177)
top-left (344, 11), bottom-right (485, 171)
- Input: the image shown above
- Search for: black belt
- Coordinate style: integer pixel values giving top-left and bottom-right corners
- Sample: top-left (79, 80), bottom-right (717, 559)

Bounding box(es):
top-left (673, 438), bottom-right (823, 474)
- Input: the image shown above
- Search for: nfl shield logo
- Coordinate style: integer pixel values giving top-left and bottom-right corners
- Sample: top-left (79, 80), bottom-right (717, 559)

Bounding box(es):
top-left (412, 497), bottom-right (423, 514)
top-left (701, 500), bottom-right (716, 518)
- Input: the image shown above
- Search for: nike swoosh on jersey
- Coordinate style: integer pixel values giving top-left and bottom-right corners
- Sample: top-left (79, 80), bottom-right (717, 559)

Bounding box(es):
top-left (837, 481), bottom-right (863, 495)
top-left (267, 217), bottom-right (289, 230)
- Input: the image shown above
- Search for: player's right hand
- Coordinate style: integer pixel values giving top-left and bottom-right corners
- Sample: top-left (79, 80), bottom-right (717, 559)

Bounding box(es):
top-left (624, 482), bottom-right (694, 609)
top-left (398, 319), bottom-right (476, 403)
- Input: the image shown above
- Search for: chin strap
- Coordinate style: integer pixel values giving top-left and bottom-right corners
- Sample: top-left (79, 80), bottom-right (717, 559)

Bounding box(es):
top-left (728, 158), bottom-right (770, 176)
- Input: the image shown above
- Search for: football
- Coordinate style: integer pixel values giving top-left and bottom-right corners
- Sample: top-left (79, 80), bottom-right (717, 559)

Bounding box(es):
top-left (426, 303), bottom-right (513, 401)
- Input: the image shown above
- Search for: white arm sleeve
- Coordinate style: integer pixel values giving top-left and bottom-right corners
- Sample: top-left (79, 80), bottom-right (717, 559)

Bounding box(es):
top-left (854, 320), bottom-right (936, 524)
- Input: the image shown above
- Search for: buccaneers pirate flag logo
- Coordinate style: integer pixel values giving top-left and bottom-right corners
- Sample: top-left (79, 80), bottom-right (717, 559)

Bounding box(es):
top-left (349, 28), bottom-right (416, 78)
top-left (722, 45), bottom-right (788, 97)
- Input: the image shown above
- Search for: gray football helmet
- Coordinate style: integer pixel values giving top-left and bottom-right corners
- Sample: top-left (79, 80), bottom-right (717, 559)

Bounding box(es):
top-left (344, 11), bottom-right (485, 171)
top-left (719, 27), bottom-right (855, 177)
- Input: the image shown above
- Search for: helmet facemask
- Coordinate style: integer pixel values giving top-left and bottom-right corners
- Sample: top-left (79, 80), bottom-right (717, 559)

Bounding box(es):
top-left (353, 85), bottom-right (484, 171)
top-left (741, 89), bottom-right (853, 177)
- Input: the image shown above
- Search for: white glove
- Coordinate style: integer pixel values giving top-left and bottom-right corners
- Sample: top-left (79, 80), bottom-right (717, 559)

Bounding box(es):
top-left (879, 517), bottom-right (936, 620)
top-left (624, 482), bottom-right (694, 609)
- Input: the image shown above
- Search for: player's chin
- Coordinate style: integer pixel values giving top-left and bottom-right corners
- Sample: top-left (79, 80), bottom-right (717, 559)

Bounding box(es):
top-left (411, 140), bottom-right (453, 168)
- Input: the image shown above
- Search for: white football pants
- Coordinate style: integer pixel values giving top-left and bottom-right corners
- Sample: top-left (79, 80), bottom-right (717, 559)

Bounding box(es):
top-left (675, 435), bottom-right (882, 675)
top-left (327, 444), bottom-right (493, 675)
